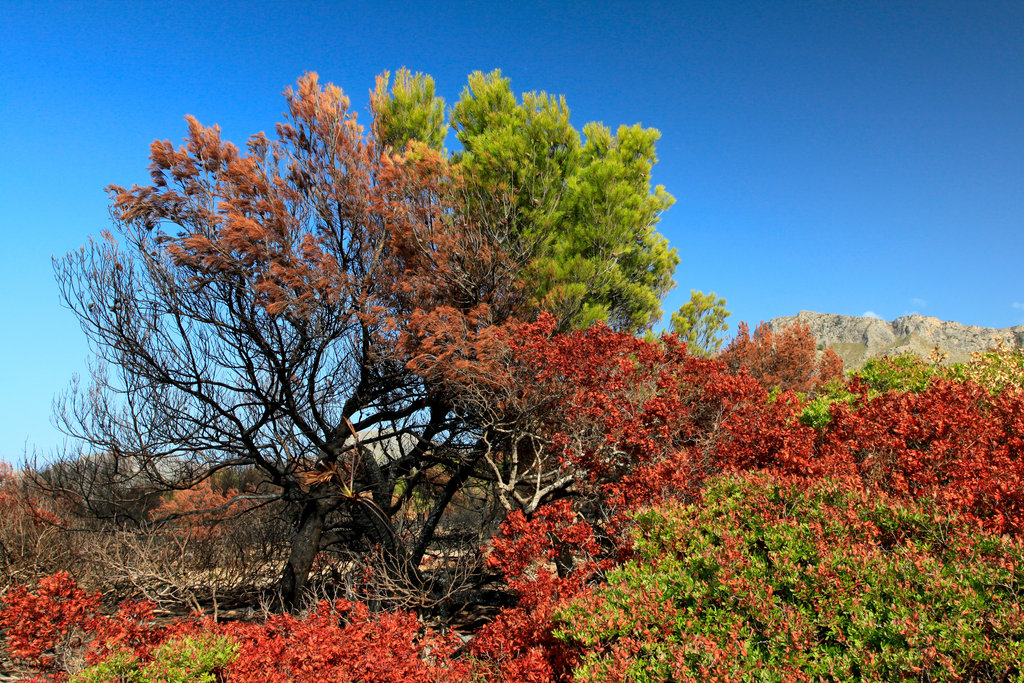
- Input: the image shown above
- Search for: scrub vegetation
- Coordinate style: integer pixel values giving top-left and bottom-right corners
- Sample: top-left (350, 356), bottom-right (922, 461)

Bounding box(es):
top-left (3, 72), bottom-right (1022, 682)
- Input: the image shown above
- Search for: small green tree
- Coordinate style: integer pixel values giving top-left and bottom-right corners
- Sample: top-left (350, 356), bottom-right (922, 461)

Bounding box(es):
top-left (376, 69), bottom-right (678, 333)
top-left (669, 289), bottom-right (730, 356)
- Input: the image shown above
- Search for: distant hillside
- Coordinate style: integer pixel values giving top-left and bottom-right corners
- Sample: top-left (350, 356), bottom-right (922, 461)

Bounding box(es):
top-left (769, 311), bottom-right (1024, 370)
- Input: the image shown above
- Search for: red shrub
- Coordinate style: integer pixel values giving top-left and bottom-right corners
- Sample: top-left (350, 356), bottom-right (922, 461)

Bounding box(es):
top-left (720, 320), bottom-right (843, 394)
top-left (824, 379), bottom-right (1024, 535)
top-left (1, 573), bottom-right (475, 682)
top-left (0, 571), bottom-right (164, 676)
top-left (472, 501), bottom-right (608, 681)
top-left (214, 600), bottom-right (471, 683)
top-left (149, 479), bottom-right (254, 542)
top-left (0, 571), bottom-right (102, 671)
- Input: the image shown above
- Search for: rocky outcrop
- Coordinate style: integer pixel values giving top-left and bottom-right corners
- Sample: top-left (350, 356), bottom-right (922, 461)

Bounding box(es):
top-left (769, 311), bottom-right (1024, 370)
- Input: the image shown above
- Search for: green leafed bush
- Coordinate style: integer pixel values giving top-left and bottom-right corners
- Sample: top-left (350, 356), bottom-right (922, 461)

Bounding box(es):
top-left (797, 378), bottom-right (857, 429)
top-left (71, 651), bottom-right (140, 683)
top-left (854, 352), bottom-right (942, 394)
top-left (555, 474), bottom-right (1024, 682)
top-left (71, 634), bottom-right (239, 683)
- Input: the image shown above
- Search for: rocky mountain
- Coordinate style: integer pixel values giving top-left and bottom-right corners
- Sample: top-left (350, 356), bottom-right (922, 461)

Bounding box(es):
top-left (769, 311), bottom-right (1024, 370)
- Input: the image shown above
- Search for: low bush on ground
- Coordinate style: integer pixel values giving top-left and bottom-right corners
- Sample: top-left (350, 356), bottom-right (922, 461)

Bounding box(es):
top-left (555, 474), bottom-right (1024, 682)
top-left (71, 634), bottom-right (238, 683)
top-left (1, 573), bottom-right (473, 682)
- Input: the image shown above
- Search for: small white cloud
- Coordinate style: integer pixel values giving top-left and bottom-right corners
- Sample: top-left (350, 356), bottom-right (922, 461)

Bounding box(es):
top-left (1013, 302), bottom-right (1024, 310)
top-left (911, 298), bottom-right (927, 308)
top-left (862, 311), bottom-right (882, 319)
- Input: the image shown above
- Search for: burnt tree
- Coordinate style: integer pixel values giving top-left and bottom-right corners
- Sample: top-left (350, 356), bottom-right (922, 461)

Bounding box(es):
top-left (52, 74), bottom-right (522, 608)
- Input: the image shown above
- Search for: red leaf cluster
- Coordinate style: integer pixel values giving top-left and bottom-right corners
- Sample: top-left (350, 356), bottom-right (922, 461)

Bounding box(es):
top-left (0, 463), bottom-right (60, 528)
top-left (149, 479), bottom-right (254, 542)
top-left (0, 571), bottom-right (159, 674)
top-left (719, 320), bottom-right (843, 394)
top-left (1, 574), bottom-right (471, 682)
top-left (824, 379), bottom-right (1024, 535)
top-left (211, 600), bottom-right (470, 683)
top-left (472, 500), bottom-right (608, 681)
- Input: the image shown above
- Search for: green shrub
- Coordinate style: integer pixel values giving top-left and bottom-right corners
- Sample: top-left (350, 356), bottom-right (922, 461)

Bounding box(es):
top-left (797, 378), bottom-right (856, 429)
top-left (71, 635), bottom-right (239, 683)
top-left (71, 651), bottom-right (139, 683)
top-left (555, 474), bottom-right (1024, 682)
top-left (855, 352), bottom-right (941, 394)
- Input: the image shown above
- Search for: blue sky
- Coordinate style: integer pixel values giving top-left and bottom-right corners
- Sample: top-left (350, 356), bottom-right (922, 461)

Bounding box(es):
top-left (2, 0), bottom-right (1022, 459)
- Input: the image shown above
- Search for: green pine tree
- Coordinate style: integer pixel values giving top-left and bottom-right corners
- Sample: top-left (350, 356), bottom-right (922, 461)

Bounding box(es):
top-left (375, 68), bottom-right (678, 333)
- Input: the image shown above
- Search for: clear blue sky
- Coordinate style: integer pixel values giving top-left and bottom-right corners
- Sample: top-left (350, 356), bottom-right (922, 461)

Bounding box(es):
top-left (2, 0), bottom-right (1022, 460)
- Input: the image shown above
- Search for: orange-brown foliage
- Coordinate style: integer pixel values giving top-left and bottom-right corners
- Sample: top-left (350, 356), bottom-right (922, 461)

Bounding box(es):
top-left (719, 320), bottom-right (843, 394)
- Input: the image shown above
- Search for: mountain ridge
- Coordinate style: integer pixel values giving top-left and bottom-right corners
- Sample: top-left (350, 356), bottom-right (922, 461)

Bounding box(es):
top-left (768, 311), bottom-right (1024, 370)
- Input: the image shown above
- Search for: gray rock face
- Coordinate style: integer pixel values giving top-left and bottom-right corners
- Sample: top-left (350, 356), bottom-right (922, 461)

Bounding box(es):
top-left (769, 311), bottom-right (1024, 370)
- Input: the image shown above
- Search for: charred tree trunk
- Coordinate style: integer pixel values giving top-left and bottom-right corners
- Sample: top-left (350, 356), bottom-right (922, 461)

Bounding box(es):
top-left (278, 498), bottom-right (327, 610)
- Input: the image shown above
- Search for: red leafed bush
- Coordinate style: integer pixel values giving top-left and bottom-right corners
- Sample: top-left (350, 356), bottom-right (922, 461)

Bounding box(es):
top-left (0, 571), bottom-right (163, 676)
top-left (471, 500), bottom-right (609, 681)
top-left (523, 320), bottom-right (827, 513)
top-left (719, 320), bottom-right (843, 394)
top-left (824, 379), bottom-right (1024, 535)
top-left (0, 463), bottom-right (59, 527)
top-left (504, 318), bottom-right (777, 504)
top-left (0, 571), bottom-right (102, 672)
top-left (148, 479), bottom-right (254, 541)
top-left (1, 573), bottom-right (475, 682)
top-left (211, 600), bottom-right (472, 683)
